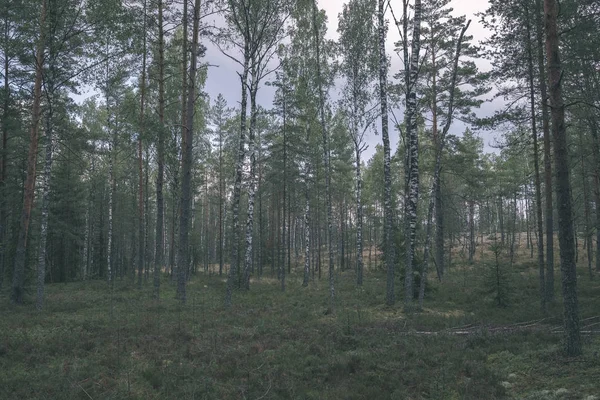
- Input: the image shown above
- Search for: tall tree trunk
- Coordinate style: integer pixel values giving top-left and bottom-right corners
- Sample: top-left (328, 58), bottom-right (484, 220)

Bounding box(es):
top-left (379, 0), bottom-right (395, 306)
top-left (218, 120), bottom-right (224, 276)
top-left (36, 111), bottom-right (54, 310)
top-left (0, 14), bottom-right (10, 290)
top-left (525, 2), bottom-right (546, 308)
top-left (242, 76), bottom-right (259, 289)
top-left (154, 0), bottom-right (165, 298)
top-left (468, 200), bottom-right (475, 263)
top-left (544, 0), bottom-right (581, 356)
top-left (590, 119), bottom-right (600, 272)
top-left (419, 21), bottom-right (470, 305)
top-left (355, 146), bottom-right (363, 286)
top-left (536, 0), bottom-right (554, 303)
top-left (404, 0), bottom-right (422, 309)
top-left (303, 121), bottom-right (312, 287)
top-left (225, 46), bottom-right (249, 306)
top-left (11, 0), bottom-right (47, 304)
top-left (312, 0), bottom-right (334, 309)
top-left (176, 0), bottom-right (201, 303)
top-left (138, 0), bottom-right (147, 289)
top-left (580, 133), bottom-right (593, 280)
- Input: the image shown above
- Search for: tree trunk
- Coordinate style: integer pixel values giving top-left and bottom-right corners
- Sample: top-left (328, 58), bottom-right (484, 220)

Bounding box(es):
top-left (525, 2), bottom-right (546, 308)
top-left (138, 0), bottom-right (147, 289)
top-left (36, 113), bottom-right (54, 310)
top-left (313, 0), bottom-right (335, 309)
top-left (11, 0), bottom-right (46, 304)
top-left (242, 76), bottom-right (259, 290)
top-left (153, 0), bottom-right (165, 299)
top-left (536, 0), bottom-right (555, 303)
top-left (225, 46), bottom-right (249, 306)
top-left (544, 0), bottom-right (581, 356)
top-left (404, 0), bottom-right (423, 309)
top-left (580, 133), bottom-right (593, 280)
top-left (153, 0), bottom-right (165, 300)
top-left (176, 0), bottom-right (201, 303)
top-left (379, 0), bottom-right (395, 306)
top-left (355, 147), bottom-right (363, 286)
top-left (419, 20), bottom-right (470, 305)
top-left (0, 15), bottom-right (11, 291)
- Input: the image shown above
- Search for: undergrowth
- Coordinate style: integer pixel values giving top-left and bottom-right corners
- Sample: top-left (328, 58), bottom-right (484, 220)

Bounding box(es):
top-left (1, 258), bottom-right (599, 399)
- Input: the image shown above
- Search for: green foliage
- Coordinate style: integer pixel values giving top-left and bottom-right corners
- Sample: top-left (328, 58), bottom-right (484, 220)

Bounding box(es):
top-left (483, 237), bottom-right (512, 307)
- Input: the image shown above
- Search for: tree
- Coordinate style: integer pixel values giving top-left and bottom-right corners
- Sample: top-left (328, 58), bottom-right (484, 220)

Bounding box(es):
top-left (176, 0), bottom-right (204, 303)
top-left (10, 0), bottom-right (46, 304)
top-left (544, 0), bottom-right (581, 356)
top-left (403, 0), bottom-right (423, 309)
top-left (337, 0), bottom-right (378, 286)
top-left (378, 0), bottom-right (395, 306)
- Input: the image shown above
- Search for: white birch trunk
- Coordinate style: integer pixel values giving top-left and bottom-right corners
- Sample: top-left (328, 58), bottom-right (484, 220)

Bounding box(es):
top-left (404, 0), bottom-right (422, 309)
top-left (379, 0), bottom-right (394, 305)
top-left (312, 0), bottom-right (335, 309)
top-left (36, 121), bottom-right (54, 310)
top-left (225, 50), bottom-right (249, 306)
top-left (242, 82), bottom-right (259, 289)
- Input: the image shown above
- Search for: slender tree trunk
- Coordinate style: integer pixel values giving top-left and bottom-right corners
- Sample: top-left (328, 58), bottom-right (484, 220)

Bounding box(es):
top-left (590, 119), bottom-right (600, 272)
top-left (219, 120), bottom-right (224, 276)
top-left (225, 46), bottom-right (249, 306)
top-left (535, 0), bottom-right (555, 303)
top-left (419, 21), bottom-right (470, 304)
top-left (355, 147), bottom-right (363, 286)
top-left (11, 0), bottom-right (47, 304)
top-left (404, 0), bottom-right (423, 309)
top-left (302, 174), bottom-right (311, 287)
top-left (379, 0), bottom-right (395, 306)
top-left (524, 3), bottom-right (547, 308)
top-left (36, 112), bottom-right (54, 310)
top-left (468, 200), bottom-right (475, 263)
top-left (138, 0), bottom-right (147, 289)
top-left (544, 0), bottom-right (581, 356)
top-left (0, 17), bottom-right (10, 290)
top-left (242, 77), bottom-right (259, 290)
top-left (176, 0), bottom-right (201, 303)
top-left (154, 0), bottom-right (166, 299)
top-left (303, 120), bottom-right (312, 287)
top-left (580, 134), bottom-right (593, 280)
top-left (312, 0), bottom-right (335, 309)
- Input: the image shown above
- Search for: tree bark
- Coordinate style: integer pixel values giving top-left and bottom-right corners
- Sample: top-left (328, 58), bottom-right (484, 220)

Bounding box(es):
top-left (312, 0), bottom-right (335, 309)
top-left (154, 0), bottom-right (165, 299)
top-left (176, 0), bottom-right (201, 303)
top-left (11, 0), bottom-right (47, 304)
top-left (379, 0), bottom-right (395, 306)
top-left (536, 0), bottom-right (554, 303)
top-left (404, 0), bottom-right (422, 309)
top-left (242, 74), bottom-right (259, 289)
top-left (544, 0), bottom-right (581, 356)
top-left (36, 112), bottom-right (54, 310)
top-left (138, 0), bottom-right (147, 289)
top-left (525, 1), bottom-right (546, 308)
top-left (225, 47), bottom-right (249, 306)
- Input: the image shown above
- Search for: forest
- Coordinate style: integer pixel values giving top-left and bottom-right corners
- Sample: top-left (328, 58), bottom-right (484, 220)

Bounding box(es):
top-left (1, 0), bottom-right (600, 398)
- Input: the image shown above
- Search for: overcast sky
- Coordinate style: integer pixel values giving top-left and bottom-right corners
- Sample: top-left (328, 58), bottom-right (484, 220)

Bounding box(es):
top-left (203, 0), bottom-right (499, 160)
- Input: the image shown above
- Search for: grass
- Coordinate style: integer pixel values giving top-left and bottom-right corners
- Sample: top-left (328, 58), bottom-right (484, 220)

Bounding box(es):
top-left (1, 253), bottom-right (600, 399)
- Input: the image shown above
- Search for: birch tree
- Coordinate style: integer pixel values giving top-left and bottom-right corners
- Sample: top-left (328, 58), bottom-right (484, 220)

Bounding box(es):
top-left (403, 0), bottom-right (422, 309)
top-left (337, 0), bottom-right (377, 286)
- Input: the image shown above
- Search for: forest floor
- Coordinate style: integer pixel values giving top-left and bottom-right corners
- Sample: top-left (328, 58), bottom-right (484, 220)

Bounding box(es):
top-left (1, 255), bottom-right (600, 399)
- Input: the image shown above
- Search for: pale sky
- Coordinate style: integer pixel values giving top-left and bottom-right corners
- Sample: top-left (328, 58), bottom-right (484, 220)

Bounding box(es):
top-left (203, 0), bottom-right (497, 160)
